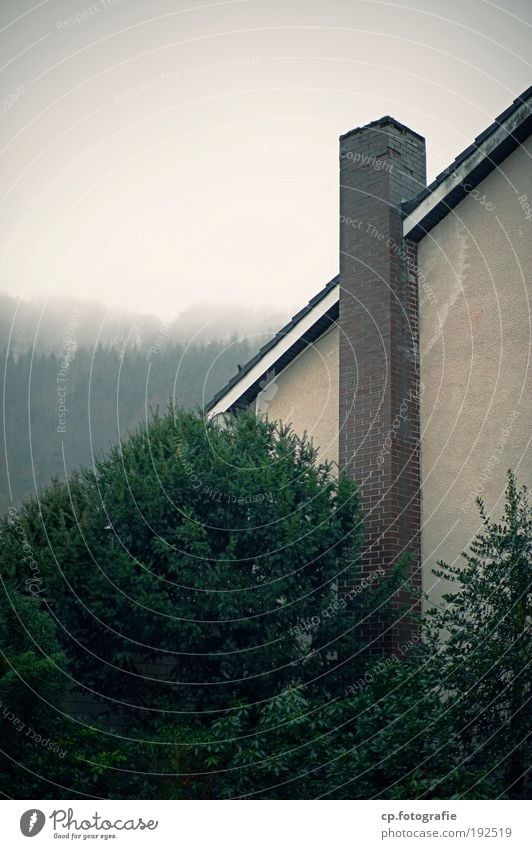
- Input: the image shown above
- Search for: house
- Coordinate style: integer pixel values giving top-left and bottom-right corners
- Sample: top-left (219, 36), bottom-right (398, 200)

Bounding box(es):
top-left (207, 86), bottom-right (532, 650)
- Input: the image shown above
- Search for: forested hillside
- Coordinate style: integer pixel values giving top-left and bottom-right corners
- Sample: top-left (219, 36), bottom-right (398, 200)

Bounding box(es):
top-left (0, 292), bottom-right (287, 354)
top-left (1, 294), bottom-right (283, 512)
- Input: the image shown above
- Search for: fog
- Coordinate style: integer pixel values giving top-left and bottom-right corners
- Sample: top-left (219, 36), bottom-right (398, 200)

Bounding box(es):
top-left (0, 0), bottom-right (529, 320)
top-left (0, 292), bottom-right (289, 355)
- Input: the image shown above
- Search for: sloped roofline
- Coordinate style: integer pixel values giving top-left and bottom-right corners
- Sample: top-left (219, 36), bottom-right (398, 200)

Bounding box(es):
top-left (402, 85), bottom-right (532, 241)
top-left (206, 276), bottom-right (339, 415)
top-left (207, 86), bottom-right (532, 414)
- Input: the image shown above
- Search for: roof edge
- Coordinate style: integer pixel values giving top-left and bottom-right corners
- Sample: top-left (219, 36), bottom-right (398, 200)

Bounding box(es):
top-left (340, 115), bottom-right (425, 143)
top-left (206, 276), bottom-right (340, 414)
top-left (403, 85), bottom-right (532, 240)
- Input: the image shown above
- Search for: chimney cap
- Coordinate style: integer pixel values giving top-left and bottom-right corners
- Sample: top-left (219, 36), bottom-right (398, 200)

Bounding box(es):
top-left (340, 115), bottom-right (425, 143)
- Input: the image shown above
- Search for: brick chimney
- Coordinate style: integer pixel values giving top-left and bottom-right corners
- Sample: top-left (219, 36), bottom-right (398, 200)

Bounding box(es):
top-left (338, 117), bottom-right (426, 655)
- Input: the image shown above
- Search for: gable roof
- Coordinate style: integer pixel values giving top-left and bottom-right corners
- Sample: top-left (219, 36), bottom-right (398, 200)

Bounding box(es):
top-left (207, 86), bottom-right (532, 415)
top-left (206, 276), bottom-right (339, 415)
top-left (402, 85), bottom-right (532, 240)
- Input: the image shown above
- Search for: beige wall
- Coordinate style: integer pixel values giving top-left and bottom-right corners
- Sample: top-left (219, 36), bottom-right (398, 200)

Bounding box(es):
top-left (255, 324), bottom-right (339, 467)
top-left (418, 138), bottom-right (532, 605)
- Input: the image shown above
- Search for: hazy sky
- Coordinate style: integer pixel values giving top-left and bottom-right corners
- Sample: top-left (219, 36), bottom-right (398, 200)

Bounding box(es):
top-left (0, 0), bottom-right (530, 319)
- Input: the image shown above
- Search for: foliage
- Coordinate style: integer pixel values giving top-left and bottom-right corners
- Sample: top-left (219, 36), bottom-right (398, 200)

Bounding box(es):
top-left (1, 410), bottom-right (395, 721)
top-left (425, 471), bottom-right (531, 798)
top-left (0, 575), bottom-right (66, 793)
top-left (190, 660), bottom-right (499, 800)
top-left (2, 401), bottom-right (528, 800)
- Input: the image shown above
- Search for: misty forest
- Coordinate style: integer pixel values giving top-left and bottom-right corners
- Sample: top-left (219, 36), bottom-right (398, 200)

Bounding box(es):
top-left (0, 293), bottom-right (285, 513)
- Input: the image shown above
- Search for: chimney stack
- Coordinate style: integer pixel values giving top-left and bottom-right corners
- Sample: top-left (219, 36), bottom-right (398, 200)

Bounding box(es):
top-left (338, 117), bottom-right (426, 654)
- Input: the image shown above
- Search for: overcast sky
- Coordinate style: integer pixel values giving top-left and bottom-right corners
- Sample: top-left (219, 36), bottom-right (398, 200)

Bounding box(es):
top-left (0, 0), bottom-right (530, 320)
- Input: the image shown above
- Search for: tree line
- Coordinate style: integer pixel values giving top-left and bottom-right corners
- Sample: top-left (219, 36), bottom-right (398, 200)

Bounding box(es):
top-left (0, 338), bottom-right (258, 513)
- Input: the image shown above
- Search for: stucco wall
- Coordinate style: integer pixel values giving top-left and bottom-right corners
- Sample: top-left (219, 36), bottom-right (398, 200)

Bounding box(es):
top-left (418, 137), bottom-right (532, 605)
top-left (254, 324), bottom-right (339, 467)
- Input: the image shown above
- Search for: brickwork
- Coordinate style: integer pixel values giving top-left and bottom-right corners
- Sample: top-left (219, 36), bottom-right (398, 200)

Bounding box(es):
top-left (338, 118), bottom-right (426, 654)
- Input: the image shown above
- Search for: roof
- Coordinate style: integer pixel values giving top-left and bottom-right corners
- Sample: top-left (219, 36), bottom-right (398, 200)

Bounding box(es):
top-left (402, 85), bottom-right (532, 240)
top-left (207, 86), bottom-right (532, 415)
top-left (206, 276), bottom-right (339, 415)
